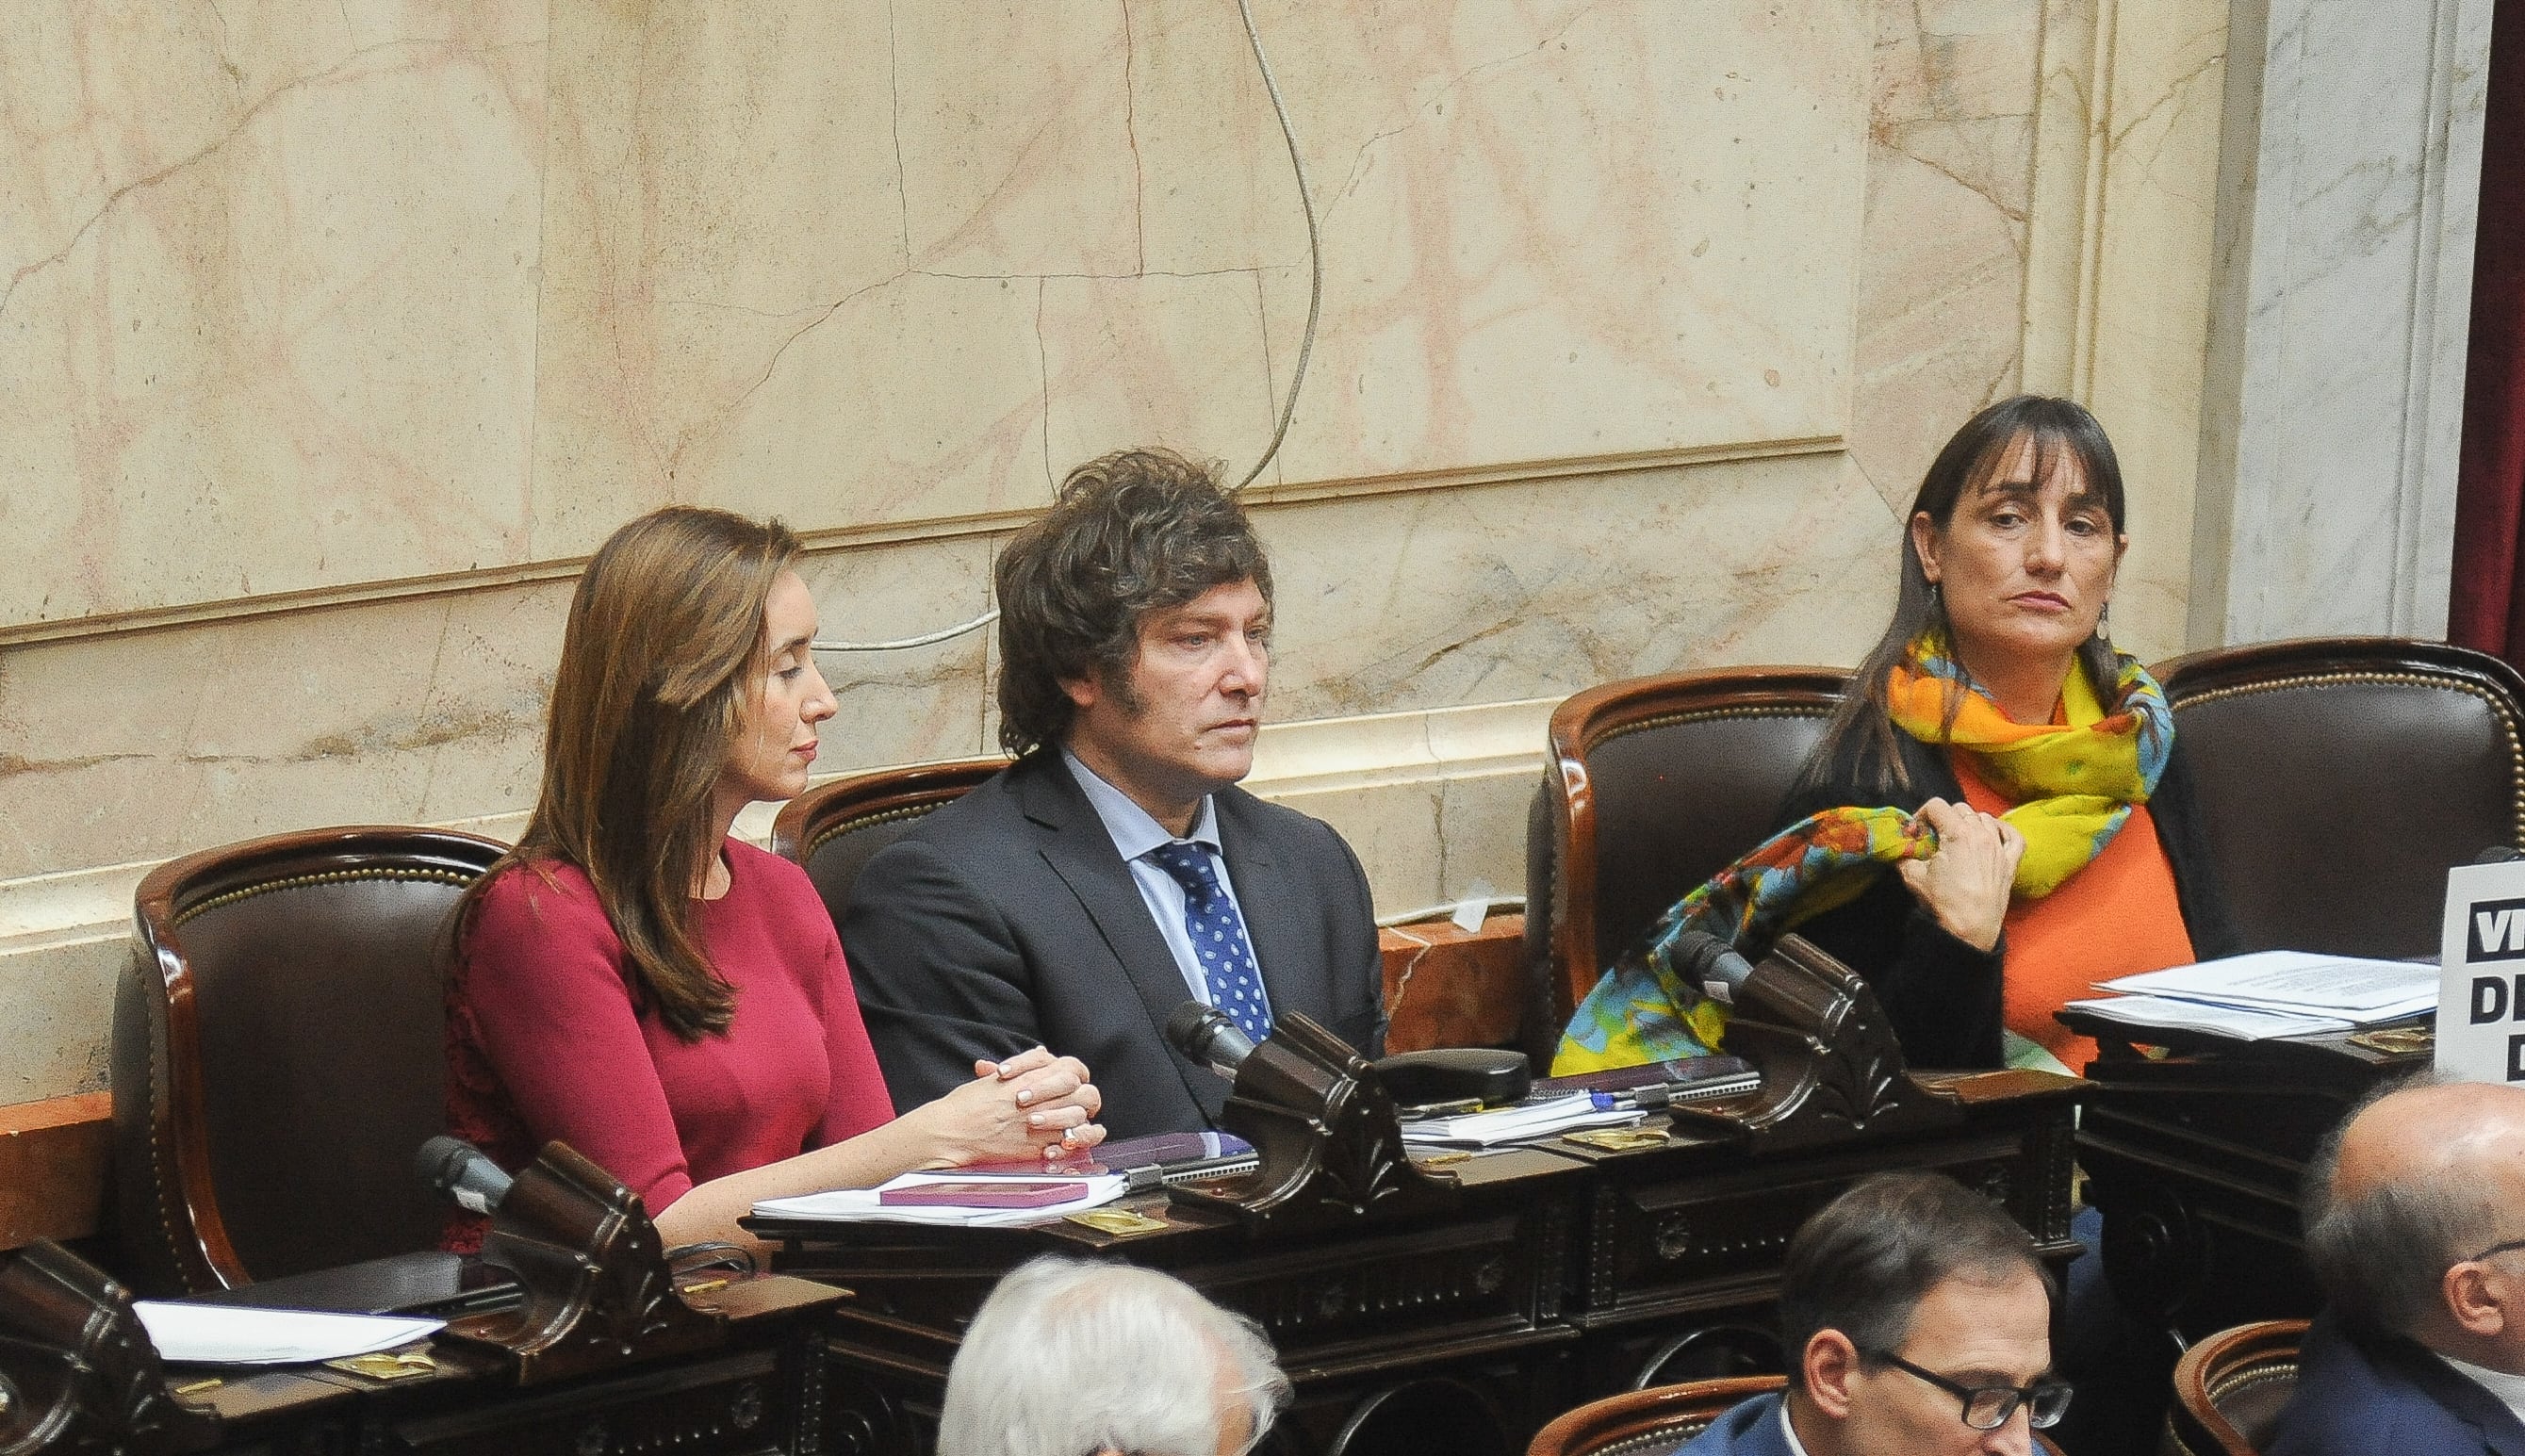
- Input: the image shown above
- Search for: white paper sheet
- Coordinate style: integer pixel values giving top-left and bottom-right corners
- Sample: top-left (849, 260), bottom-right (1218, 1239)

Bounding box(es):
top-left (134, 1301), bottom-right (443, 1365)
top-left (2063, 995), bottom-right (2354, 1040)
top-left (2095, 951), bottom-right (2437, 1019)
top-left (751, 1170), bottom-right (1129, 1226)
top-left (1398, 1092), bottom-right (1648, 1148)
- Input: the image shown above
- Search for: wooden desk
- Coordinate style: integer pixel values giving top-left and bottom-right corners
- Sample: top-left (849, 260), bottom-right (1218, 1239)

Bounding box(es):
top-left (758, 1069), bottom-right (2079, 1456)
top-left (2059, 1012), bottom-right (2421, 1341)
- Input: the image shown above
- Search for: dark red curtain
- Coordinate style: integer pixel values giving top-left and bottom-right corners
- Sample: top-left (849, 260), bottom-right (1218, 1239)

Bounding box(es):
top-left (2452, 0), bottom-right (2525, 664)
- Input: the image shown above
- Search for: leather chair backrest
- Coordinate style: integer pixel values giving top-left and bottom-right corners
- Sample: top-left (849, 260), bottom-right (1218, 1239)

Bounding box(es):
top-left (1524, 670), bottom-right (1849, 1059)
top-left (771, 758), bottom-right (1008, 933)
top-left (2165, 1318), bottom-right (2306, 1456)
top-left (2157, 639), bottom-right (2525, 958)
top-left (1525, 1374), bottom-right (1785, 1456)
top-left (114, 826), bottom-right (506, 1295)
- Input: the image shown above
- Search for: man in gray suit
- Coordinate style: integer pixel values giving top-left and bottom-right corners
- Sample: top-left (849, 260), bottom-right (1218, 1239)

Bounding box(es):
top-left (841, 448), bottom-right (1384, 1141)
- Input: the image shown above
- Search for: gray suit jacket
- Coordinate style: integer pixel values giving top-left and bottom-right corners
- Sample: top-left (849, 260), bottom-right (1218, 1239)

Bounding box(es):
top-left (840, 750), bottom-right (1385, 1139)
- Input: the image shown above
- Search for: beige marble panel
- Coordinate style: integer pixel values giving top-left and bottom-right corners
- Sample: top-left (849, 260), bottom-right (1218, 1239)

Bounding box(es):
top-left (666, 272), bottom-right (1056, 529)
top-left (1846, 0), bottom-right (2040, 511)
top-left (1039, 272), bottom-right (1279, 481)
top-left (0, 3), bottom-right (546, 629)
top-left (528, 0), bottom-right (912, 557)
top-left (893, 1), bottom-right (1140, 279)
top-left (1212, 0), bottom-right (1876, 485)
top-left (0, 585), bottom-right (561, 882)
top-left (1253, 451), bottom-right (1898, 723)
top-left (0, 935), bottom-right (122, 1103)
top-left (794, 536), bottom-right (995, 773)
top-left (2084, 0), bottom-right (2222, 663)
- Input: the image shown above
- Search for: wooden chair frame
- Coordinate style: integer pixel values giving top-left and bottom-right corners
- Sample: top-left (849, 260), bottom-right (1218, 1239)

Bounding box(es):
top-left (117, 826), bottom-right (506, 1294)
top-left (2163, 1318), bottom-right (2307, 1456)
top-left (1528, 666), bottom-right (1850, 1051)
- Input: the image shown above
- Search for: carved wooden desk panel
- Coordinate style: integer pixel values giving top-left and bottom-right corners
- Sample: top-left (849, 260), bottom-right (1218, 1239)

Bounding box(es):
top-left (762, 1071), bottom-right (2079, 1456)
top-left (2059, 1016), bottom-right (2419, 1341)
top-left (769, 1147), bottom-right (1588, 1456)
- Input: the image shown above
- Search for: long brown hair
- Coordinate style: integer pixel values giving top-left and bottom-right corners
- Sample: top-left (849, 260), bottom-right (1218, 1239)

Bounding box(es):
top-left (478, 507), bottom-right (801, 1040)
top-left (1797, 395), bottom-right (2127, 798)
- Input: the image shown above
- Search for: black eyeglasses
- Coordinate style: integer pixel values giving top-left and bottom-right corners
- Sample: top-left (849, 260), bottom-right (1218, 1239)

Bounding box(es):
top-left (1863, 1350), bottom-right (2074, 1431)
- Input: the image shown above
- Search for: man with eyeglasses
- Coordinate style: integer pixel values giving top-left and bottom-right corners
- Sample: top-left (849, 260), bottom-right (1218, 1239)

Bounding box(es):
top-left (1674, 1170), bottom-right (2069, 1456)
top-left (2268, 1078), bottom-right (2525, 1455)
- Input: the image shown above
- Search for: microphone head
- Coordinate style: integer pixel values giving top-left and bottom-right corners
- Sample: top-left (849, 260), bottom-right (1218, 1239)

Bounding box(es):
top-left (2478, 845), bottom-right (2525, 865)
top-left (416, 1135), bottom-right (475, 1190)
top-left (1165, 1000), bottom-right (1254, 1076)
top-left (1164, 1000), bottom-right (1218, 1051)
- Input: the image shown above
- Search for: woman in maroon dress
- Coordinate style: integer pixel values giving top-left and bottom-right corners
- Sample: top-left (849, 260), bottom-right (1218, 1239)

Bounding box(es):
top-left (445, 507), bottom-right (1103, 1252)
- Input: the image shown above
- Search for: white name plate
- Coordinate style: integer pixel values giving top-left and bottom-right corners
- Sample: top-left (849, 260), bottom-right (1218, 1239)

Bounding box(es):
top-left (2436, 859), bottom-right (2525, 1082)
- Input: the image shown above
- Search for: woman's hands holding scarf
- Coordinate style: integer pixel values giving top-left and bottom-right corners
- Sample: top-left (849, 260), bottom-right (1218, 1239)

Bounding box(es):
top-left (1896, 797), bottom-right (2025, 951)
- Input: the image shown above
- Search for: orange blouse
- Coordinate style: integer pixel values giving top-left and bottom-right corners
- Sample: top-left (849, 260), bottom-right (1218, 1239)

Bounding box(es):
top-left (1950, 751), bottom-right (2197, 1071)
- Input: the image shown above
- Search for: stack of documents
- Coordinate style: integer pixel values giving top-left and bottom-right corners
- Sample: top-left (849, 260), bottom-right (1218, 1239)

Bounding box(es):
top-left (2065, 950), bottom-right (2438, 1040)
top-left (1398, 1092), bottom-right (1646, 1149)
top-left (133, 1302), bottom-right (442, 1365)
top-left (751, 1170), bottom-right (1128, 1227)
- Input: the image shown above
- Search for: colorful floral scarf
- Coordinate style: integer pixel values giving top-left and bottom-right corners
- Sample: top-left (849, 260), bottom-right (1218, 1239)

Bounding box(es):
top-left (1551, 633), bottom-right (2171, 1074)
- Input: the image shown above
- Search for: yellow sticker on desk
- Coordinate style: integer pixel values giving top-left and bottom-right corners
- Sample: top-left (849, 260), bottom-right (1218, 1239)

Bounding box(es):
top-left (1067, 1208), bottom-right (1171, 1237)
top-left (325, 1350), bottom-right (439, 1382)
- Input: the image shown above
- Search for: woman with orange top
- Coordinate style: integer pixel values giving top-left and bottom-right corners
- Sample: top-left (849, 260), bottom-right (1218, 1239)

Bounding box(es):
top-left (1557, 395), bottom-right (2240, 1076)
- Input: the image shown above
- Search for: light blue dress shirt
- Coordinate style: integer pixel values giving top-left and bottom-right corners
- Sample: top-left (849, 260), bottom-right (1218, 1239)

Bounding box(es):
top-left (1061, 748), bottom-right (1273, 1018)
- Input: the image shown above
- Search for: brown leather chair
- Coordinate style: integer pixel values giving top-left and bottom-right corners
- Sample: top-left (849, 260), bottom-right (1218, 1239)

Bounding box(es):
top-left (113, 826), bottom-right (506, 1296)
top-left (2156, 637), bottom-right (2525, 958)
top-left (1527, 1374), bottom-right (2065, 1456)
top-left (2162, 1318), bottom-right (2306, 1456)
top-left (770, 757), bottom-right (1008, 932)
top-left (1522, 668), bottom-right (1850, 1059)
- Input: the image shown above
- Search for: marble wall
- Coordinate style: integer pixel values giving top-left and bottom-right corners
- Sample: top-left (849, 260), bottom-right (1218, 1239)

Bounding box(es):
top-left (2190, 0), bottom-right (2494, 645)
top-left (0, 0), bottom-right (2261, 1104)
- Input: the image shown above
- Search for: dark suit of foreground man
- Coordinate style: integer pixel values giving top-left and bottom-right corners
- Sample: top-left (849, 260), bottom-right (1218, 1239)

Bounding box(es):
top-left (844, 449), bottom-right (1383, 1140)
top-left (1678, 1171), bottom-right (2068, 1456)
top-left (2269, 1079), bottom-right (2525, 1456)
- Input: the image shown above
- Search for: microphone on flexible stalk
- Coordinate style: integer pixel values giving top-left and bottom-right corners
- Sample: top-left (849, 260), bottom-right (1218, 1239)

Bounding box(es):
top-left (416, 1135), bottom-right (516, 1216)
top-left (1667, 928), bottom-right (1760, 1006)
top-left (1166, 1001), bottom-right (1257, 1080)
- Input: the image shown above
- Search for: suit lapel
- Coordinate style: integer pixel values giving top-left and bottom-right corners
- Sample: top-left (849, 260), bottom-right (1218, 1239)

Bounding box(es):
top-left (2393, 1339), bottom-right (2525, 1455)
top-left (1015, 757), bottom-right (1216, 1113)
top-left (1216, 788), bottom-right (1325, 1028)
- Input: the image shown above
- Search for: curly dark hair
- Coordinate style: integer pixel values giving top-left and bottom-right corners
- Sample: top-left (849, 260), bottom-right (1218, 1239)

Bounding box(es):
top-left (994, 449), bottom-right (1273, 756)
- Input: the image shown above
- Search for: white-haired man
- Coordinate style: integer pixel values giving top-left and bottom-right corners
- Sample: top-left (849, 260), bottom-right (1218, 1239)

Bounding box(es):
top-left (938, 1256), bottom-right (1290, 1456)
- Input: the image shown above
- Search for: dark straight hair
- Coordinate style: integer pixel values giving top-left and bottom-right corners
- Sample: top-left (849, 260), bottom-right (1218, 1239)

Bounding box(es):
top-left (1796, 395), bottom-right (2128, 798)
top-left (1777, 1170), bottom-right (2056, 1388)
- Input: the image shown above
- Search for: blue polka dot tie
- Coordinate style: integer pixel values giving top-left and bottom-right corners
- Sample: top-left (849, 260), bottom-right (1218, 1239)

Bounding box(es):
top-left (1144, 841), bottom-right (1273, 1045)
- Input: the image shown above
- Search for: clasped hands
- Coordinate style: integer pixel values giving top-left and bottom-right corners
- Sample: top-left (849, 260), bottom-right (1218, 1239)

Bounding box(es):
top-left (1895, 796), bottom-right (2025, 953)
top-left (926, 1045), bottom-right (1107, 1167)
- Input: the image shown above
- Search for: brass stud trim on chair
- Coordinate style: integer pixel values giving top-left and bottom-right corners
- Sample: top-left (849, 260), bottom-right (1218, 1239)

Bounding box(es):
top-left (804, 803), bottom-right (942, 860)
top-left (1591, 702), bottom-right (1836, 752)
top-left (2172, 669), bottom-right (2525, 845)
top-left (171, 866), bottom-right (481, 929)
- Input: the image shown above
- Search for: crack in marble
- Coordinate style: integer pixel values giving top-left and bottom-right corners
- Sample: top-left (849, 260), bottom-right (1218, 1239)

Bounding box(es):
top-left (887, 0), bottom-right (912, 264)
top-left (1328, 2), bottom-right (1613, 214)
top-left (0, 37), bottom-right (463, 326)
top-left (1120, 0), bottom-right (1147, 277)
top-left (659, 268), bottom-right (910, 483)
top-left (1035, 277), bottom-right (1053, 488)
top-left (0, 752), bottom-right (154, 779)
top-left (1881, 137), bottom-right (2033, 237)
top-left (177, 709), bottom-right (538, 766)
top-left (2107, 49), bottom-right (2222, 153)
